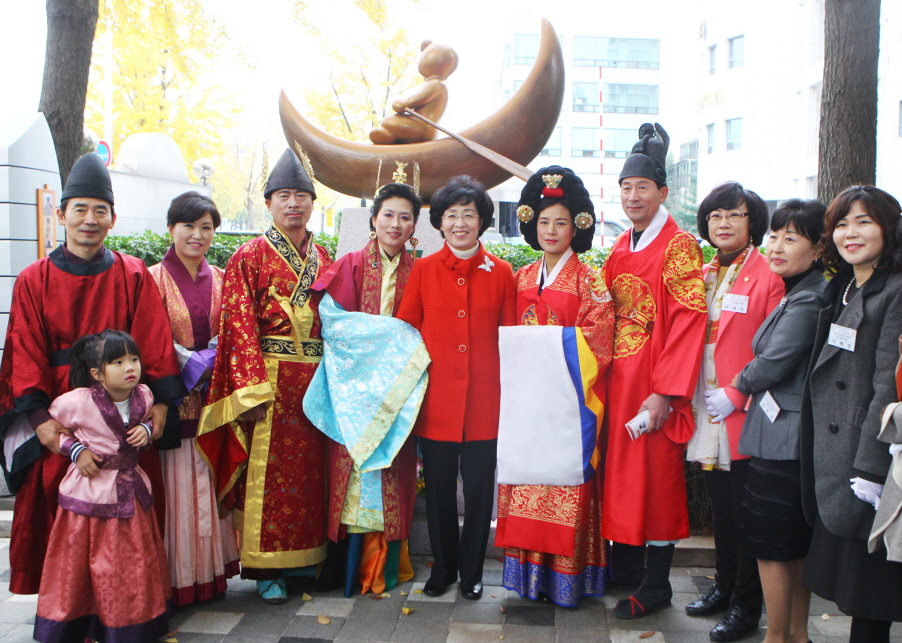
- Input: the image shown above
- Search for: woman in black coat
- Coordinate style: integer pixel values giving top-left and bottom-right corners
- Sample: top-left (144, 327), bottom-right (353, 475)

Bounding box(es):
top-left (801, 185), bottom-right (902, 643)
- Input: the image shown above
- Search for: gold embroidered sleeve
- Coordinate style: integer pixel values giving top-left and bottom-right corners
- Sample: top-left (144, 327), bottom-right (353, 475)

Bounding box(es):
top-left (663, 233), bottom-right (707, 313)
top-left (576, 268), bottom-right (615, 370)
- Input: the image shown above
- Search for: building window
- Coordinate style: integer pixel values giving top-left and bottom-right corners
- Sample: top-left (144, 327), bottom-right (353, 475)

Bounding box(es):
top-left (515, 34), bottom-right (540, 65)
top-left (504, 45), bottom-right (511, 68)
top-left (503, 90), bottom-right (510, 104)
top-left (706, 123), bottom-right (715, 154)
top-left (540, 127), bottom-right (562, 157)
top-left (572, 128), bottom-right (600, 157)
top-left (728, 36), bottom-right (744, 68)
top-left (726, 118), bottom-right (742, 150)
top-left (603, 128), bottom-right (636, 158)
top-left (708, 44), bottom-right (716, 74)
top-left (899, 100), bottom-right (902, 136)
top-left (573, 36), bottom-right (659, 69)
top-left (513, 79), bottom-right (524, 95)
top-left (573, 82), bottom-right (600, 112)
top-left (602, 83), bottom-right (658, 114)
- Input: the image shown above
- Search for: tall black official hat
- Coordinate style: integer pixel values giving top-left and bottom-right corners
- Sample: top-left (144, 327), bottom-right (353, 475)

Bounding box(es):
top-left (264, 149), bottom-right (316, 200)
top-left (61, 153), bottom-right (114, 205)
top-left (619, 122), bottom-right (670, 187)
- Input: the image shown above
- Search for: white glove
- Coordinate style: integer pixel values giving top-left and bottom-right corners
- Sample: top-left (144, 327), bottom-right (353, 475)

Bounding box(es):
top-left (890, 443), bottom-right (902, 457)
top-left (704, 388), bottom-right (736, 423)
top-left (850, 477), bottom-right (884, 510)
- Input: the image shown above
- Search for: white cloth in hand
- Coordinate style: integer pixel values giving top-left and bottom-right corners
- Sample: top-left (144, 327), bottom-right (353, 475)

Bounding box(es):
top-left (704, 388), bottom-right (735, 424)
top-left (850, 477), bottom-right (884, 510)
top-left (890, 443), bottom-right (902, 457)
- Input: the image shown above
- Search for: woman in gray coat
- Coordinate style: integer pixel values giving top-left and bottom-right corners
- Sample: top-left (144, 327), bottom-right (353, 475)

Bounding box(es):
top-left (801, 185), bottom-right (902, 643)
top-left (735, 199), bottom-right (827, 643)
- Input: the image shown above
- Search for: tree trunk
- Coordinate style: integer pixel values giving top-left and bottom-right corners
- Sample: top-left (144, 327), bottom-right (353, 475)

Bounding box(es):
top-left (818, 0), bottom-right (881, 204)
top-left (38, 0), bottom-right (100, 185)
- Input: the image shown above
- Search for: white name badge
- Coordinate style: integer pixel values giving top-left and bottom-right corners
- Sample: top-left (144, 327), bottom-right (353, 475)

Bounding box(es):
top-left (828, 323), bottom-right (857, 352)
top-left (722, 293), bottom-right (749, 314)
top-left (759, 390), bottom-right (781, 423)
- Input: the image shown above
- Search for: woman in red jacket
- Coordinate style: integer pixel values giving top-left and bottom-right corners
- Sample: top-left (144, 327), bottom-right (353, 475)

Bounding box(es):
top-left (684, 182), bottom-right (783, 642)
top-left (397, 175), bottom-right (516, 600)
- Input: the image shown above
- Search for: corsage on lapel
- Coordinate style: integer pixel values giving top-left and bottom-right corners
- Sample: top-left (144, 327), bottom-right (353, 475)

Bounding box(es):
top-left (479, 256), bottom-right (495, 272)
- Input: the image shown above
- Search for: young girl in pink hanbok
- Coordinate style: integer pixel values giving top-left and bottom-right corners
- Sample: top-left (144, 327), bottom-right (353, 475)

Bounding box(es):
top-left (33, 330), bottom-right (171, 643)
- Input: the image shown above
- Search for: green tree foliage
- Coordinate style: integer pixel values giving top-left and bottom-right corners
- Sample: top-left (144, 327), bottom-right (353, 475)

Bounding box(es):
top-left (83, 0), bottom-right (241, 172)
top-left (295, 0), bottom-right (422, 141)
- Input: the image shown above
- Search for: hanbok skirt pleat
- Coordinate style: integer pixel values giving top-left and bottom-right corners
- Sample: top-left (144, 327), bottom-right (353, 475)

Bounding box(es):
top-left (161, 437), bottom-right (241, 606)
top-left (345, 533), bottom-right (414, 596)
top-left (34, 503), bottom-right (171, 643)
top-left (497, 476), bottom-right (607, 607)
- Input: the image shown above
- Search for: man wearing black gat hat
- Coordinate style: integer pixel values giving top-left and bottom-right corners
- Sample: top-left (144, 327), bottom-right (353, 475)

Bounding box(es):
top-left (0, 153), bottom-right (185, 597)
top-left (199, 148), bottom-right (333, 605)
top-left (599, 124), bottom-right (708, 619)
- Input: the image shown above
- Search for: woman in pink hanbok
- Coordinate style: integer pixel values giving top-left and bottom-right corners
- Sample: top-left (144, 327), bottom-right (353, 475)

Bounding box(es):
top-left (149, 192), bottom-right (240, 606)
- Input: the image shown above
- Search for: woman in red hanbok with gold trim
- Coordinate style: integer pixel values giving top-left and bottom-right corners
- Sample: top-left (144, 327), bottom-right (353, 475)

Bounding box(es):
top-left (311, 183), bottom-right (422, 596)
top-left (495, 166), bottom-right (615, 607)
top-left (148, 193), bottom-right (240, 606)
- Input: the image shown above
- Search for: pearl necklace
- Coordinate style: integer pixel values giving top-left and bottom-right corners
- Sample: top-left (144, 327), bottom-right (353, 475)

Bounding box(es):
top-left (842, 279), bottom-right (855, 306)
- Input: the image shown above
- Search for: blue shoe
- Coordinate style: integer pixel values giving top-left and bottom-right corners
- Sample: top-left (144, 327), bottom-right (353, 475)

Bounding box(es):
top-left (257, 578), bottom-right (287, 604)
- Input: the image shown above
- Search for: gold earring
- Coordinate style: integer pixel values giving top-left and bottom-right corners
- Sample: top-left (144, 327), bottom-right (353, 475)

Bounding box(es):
top-left (409, 237), bottom-right (418, 261)
top-left (369, 231), bottom-right (377, 240)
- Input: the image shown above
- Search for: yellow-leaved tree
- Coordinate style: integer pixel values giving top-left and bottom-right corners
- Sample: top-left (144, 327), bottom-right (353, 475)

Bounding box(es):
top-left (296, 0), bottom-right (423, 143)
top-left (83, 0), bottom-right (241, 175)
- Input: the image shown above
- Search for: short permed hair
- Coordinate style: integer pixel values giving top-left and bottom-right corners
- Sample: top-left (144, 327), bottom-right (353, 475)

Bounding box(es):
top-left (696, 181), bottom-right (769, 247)
top-left (429, 175), bottom-right (493, 237)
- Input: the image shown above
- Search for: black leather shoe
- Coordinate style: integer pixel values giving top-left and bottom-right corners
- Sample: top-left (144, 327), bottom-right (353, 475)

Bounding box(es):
top-left (685, 585), bottom-right (730, 616)
top-left (709, 605), bottom-right (760, 642)
top-left (423, 577), bottom-right (450, 597)
top-left (461, 581), bottom-right (483, 600)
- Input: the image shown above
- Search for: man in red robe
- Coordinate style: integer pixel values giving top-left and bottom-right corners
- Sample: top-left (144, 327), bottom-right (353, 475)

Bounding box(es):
top-left (600, 123), bottom-right (707, 619)
top-left (197, 149), bottom-right (332, 605)
top-left (0, 153), bottom-right (184, 595)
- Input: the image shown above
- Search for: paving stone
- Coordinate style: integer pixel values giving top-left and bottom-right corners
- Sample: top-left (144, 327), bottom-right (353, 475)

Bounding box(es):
top-left (296, 597), bottom-right (356, 618)
top-left (0, 623), bottom-right (20, 638)
top-left (277, 638), bottom-right (336, 643)
top-left (656, 610), bottom-right (719, 633)
top-left (398, 601), bottom-right (454, 622)
top-left (502, 624), bottom-right (556, 642)
top-left (668, 574), bottom-right (697, 594)
top-left (173, 634), bottom-right (226, 643)
top-left (452, 600), bottom-right (504, 624)
top-left (476, 585), bottom-right (508, 603)
top-left (505, 604), bottom-right (556, 626)
top-left (179, 610), bottom-right (245, 634)
top-left (221, 636), bottom-right (280, 643)
top-left (226, 613), bottom-right (294, 638)
top-left (349, 594), bottom-right (404, 619)
top-left (0, 624), bottom-right (38, 643)
top-left (447, 622), bottom-right (504, 643)
top-left (335, 616), bottom-right (398, 641)
top-left (610, 629), bottom-right (665, 642)
top-left (809, 613), bottom-right (853, 637)
top-left (0, 600), bottom-right (36, 625)
top-left (553, 599), bottom-right (607, 629)
top-left (689, 575), bottom-right (715, 594)
top-left (555, 627), bottom-right (608, 643)
top-left (390, 619), bottom-right (449, 643)
top-left (282, 615), bottom-right (346, 640)
top-left (661, 632), bottom-right (712, 643)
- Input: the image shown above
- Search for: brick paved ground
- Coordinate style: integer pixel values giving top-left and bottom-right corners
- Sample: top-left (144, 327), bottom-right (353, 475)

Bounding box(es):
top-left (0, 540), bottom-right (899, 643)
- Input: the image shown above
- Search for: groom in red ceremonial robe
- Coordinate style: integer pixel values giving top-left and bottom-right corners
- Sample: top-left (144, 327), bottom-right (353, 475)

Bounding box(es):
top-left (600, 124), bottom-right (707, 619)
top-left (0, 153), bottom-right (184, 595)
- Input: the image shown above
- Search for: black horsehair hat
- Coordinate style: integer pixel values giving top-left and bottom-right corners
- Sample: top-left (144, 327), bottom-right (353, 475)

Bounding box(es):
top-left (264, 148), bottom-right (317, 200)
top-left (618, 122), bottom-right (670, 187)
top-left (61, 153), bottom-right (114, 205)
top-left (516, 166), bottom-right (596, 253)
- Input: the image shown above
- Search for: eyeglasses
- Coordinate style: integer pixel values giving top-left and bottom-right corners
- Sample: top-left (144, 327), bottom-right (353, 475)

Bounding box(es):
top-left (442, 213), bottom-right (479, 223)
top-left (706, 212), bottom-right (749, 222)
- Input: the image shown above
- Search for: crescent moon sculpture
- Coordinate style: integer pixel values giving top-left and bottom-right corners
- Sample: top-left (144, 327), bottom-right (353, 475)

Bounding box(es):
top-left (279, 18), bottom-right (564, 203)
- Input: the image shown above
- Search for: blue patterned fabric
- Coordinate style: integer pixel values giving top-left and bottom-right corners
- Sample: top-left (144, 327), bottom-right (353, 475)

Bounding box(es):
top-left (304, 294), bottom-right (429, 526)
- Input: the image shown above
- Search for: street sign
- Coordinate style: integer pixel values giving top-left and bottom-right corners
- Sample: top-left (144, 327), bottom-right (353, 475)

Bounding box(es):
top-left (95, 140), bottom-right (111, 166)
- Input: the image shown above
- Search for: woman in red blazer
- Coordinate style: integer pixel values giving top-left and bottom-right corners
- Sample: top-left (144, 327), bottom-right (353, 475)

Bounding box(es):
top-left (397, 176), bottom-right (516, 600)
top-left (684, 182), bottom-right (783, 643)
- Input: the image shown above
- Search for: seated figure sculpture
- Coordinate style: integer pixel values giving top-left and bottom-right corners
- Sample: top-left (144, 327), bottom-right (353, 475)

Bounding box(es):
top-left (369, 40), bottom-right (459, 145)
